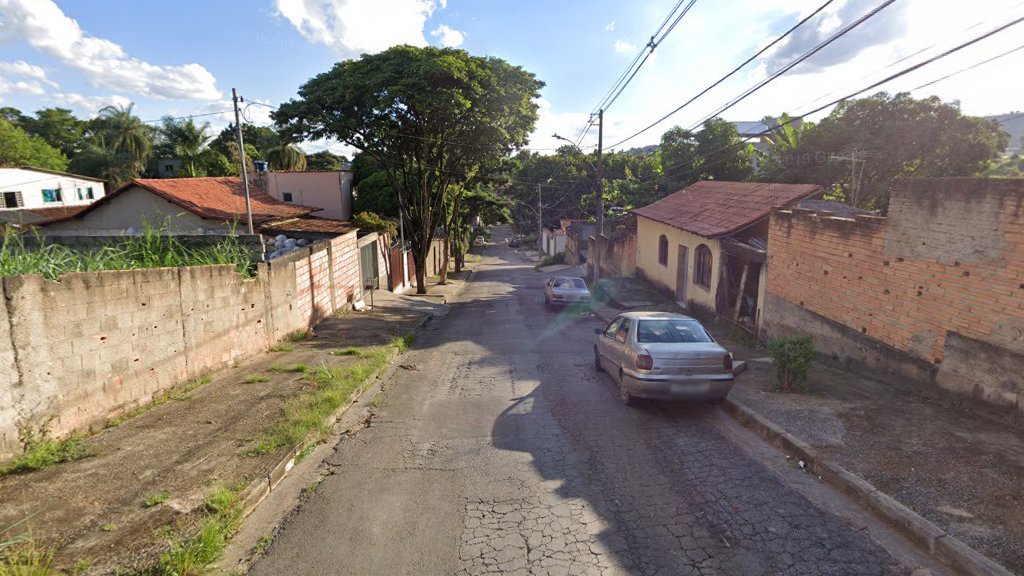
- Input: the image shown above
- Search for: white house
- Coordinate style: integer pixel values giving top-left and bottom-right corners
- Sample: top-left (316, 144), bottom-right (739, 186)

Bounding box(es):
top-left (0, 167), bottom-right (106, 211)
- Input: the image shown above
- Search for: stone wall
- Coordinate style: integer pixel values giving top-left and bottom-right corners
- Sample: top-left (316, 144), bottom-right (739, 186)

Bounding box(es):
top-left (763, 178), bottom-right (1024, 411)
top-left (0, 230), bottom-right (362, 459)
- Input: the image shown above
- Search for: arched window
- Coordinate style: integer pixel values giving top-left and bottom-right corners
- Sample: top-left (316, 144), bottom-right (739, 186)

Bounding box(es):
top-left (694, 244), bottom-right (712, 289)
top-left (657, 234), bottom-right (668, 266)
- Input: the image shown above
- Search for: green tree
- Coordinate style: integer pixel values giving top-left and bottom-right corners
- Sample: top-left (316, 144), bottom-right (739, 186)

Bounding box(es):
top-left (69, 144), bottom-right (138, 186)
top-left (275, 45), bottom-right (543, 293)
top-left (0, 118), bottom-right (69, 170)
top-left (21, 108), bottom-right (86, 158)
top-left (158, 116), bottom-right (212, 177)
top-left (763, 93), bottom-right (1009, 210)
top-left (306, 150), bottom-right (347, 171)
top-left (210, 123), bottom-right (278, 159)
top-left (265, 143), bottom-right (307, 171)
top-left (92, 104), bottom-right (152, 168)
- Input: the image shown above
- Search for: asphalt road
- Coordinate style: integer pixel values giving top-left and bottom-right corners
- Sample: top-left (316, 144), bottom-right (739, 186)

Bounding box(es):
top-left (251, 233), bottom-right (941, 576)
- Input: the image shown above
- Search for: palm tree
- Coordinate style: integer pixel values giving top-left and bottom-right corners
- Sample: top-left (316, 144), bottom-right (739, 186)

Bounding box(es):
top-left (266, 143), bottom-right (307, 171)
top-left (95, 103), bottom-right (152, 166)
top-left (159, 117), bottom-right (211, 177)
top-left (69, 138), bottom-right (140, 188)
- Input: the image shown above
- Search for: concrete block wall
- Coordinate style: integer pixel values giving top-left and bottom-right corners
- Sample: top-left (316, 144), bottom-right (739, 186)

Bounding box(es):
top-left (763, 178), bottom-right (1024, 411)
top-left (0, 230), bottom-right (364, 460)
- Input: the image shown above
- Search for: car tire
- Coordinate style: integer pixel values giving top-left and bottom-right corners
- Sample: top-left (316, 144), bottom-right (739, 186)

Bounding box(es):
top-left (618, 371), bottom-right (636, 406)
top-left (594, 347), bottom-right (602, 372)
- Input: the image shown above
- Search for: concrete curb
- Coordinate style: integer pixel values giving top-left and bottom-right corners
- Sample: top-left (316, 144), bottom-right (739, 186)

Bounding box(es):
top-left (238, 311), bottom-right (434, 518)
top-left (721, 397), bottom-right (1013, 576)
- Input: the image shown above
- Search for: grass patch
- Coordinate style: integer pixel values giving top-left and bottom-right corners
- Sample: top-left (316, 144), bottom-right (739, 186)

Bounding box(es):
top-left (269, 364), bottom-right (308, 374)
top-left (143, 492), bottom-right (169, 508)
top-left (249, 347), bottom-right (393, 456)
top-left (156, 487), bottom-right (243, 576)
top-left (371, 394), bottom-right (382, 409)
top-left (107, 374), bottom-right (213, 427)
top-left (388, 333), bottom-right (415, 353)
top-left (294, 444), bottom-right (317, 464)
top-left (101, 523), bottom-right (117, 532)
top-left (243, 375), bottom-right (271, 384)
top-left (0, 535), bottom-right (56, 576)
top-left (254, 535), bottom-right (273, 555)
top-left (0, 220), bottom-right (253, 280)
top-left (283, 330), bottom-right (309, 343)
top-left (0, 431), bottom-right (92, 476)
top-left (330, 347), bottom-right (364, 357)
top-left (269, 344), bottom-right (294, 353)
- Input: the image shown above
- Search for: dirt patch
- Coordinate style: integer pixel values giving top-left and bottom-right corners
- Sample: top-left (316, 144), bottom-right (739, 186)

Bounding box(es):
top-left (729, 359), bottom-right (1024, 573)
top-left (0, 306), bottom-right (427, 575)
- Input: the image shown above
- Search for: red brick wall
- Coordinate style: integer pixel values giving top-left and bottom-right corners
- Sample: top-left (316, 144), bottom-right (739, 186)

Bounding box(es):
top-left (329, 231), bottom-right (360, 306)
top-left (763, 178), bottom-right (1024, 410)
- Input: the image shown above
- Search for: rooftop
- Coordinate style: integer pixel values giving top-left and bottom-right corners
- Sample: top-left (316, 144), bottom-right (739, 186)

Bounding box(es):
top-left (259, 217), bottom-right (356, 235)
top-left (633, 181), bottom-right (821, 238)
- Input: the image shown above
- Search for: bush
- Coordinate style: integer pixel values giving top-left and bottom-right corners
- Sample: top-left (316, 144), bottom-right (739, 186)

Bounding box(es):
top-left (536, 253), bottom-right (565, 269)
top-left (353, 211), bottom-right (398, 237)
top-left (768, 335), bottom-right (815, 391)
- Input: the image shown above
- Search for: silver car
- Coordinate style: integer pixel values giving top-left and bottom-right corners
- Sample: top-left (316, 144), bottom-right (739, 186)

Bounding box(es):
top-left (594, 312), bottom-right (734, 406)
top-left (544, 276), bottom-right (592, 309)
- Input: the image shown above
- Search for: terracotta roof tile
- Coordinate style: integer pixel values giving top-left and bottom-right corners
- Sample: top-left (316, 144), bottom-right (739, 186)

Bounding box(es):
top-left (133, 177), bottom-right (316, 221)
top-left (259, 218), bottom-right (356, 235)
top-left (633, 181), bottom-right (821, 238)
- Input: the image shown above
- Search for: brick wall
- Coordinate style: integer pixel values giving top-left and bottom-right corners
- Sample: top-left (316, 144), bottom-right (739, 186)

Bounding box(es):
top-left (763, 178), bottom-right (1024, 411)
top-left (0, 230), bottom-right (363, 459)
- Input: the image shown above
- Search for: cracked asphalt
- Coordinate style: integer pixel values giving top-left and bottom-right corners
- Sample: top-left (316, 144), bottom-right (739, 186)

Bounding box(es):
top-left (250, 234), bottom-right (944, 576)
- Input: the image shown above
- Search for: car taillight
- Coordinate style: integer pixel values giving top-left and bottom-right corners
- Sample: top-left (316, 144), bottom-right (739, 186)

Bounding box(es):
top-left (636, 354), bottom-right (654, 371)
top-left (723, 354), bottom-right (733, 372)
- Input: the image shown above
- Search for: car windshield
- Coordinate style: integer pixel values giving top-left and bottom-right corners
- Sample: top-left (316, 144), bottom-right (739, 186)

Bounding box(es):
top-left (553, 278), bottom-right (586, 289)
top-left (635, 319), bottom-right (712, 343)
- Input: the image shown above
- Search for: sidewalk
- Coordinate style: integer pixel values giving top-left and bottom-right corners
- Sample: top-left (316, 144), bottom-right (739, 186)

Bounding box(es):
top-left (589, 277), bottom-right (1023, 574)
top-left (0, 293), bottom-right (438, 574)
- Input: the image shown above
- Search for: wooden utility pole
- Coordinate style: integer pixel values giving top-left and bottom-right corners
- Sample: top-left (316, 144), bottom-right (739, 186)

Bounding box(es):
top-left (594, 109), bottom-right (604, 283)
top-left (231, 88), bottom-right (254, 234)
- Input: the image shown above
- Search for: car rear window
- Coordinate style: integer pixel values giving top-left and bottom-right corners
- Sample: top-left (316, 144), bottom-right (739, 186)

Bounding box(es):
top-left (554, 278), bottom-right (587, 289)
top-left (636, 319), bottom-right (713, 343)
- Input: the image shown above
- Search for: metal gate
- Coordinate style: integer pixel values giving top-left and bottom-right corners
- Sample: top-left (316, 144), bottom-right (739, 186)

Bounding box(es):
top-left (359, 241), bottom-right (379, 290)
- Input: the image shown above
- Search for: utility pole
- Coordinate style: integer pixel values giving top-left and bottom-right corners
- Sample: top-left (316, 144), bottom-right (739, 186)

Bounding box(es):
top-left (232, 88), bottom-right (255, 234)
top-left (594, 108), bottom-right (605, 283)
top-left (537, 183), bottom-right (543, 256)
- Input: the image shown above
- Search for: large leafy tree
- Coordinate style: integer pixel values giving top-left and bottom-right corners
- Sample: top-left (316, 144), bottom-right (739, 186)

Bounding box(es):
top-left (266, 142), bottom-right (307, 171)
top-left (0, 118), bottom-right (69, 170)
top-left (275, 45), bottom-right (544, 293)
top-left (20, 108), bottom-right (86, 158)
top-left (762, 92), bottom-right (1009, 210)
top-left (306, 150), bottom-right (347, 171)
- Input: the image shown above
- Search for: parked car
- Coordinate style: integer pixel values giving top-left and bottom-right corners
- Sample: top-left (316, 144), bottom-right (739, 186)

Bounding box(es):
top-left (544, 276), bottom-right (591, 309)
top-left (474, 235), bottom-right (486, 246)
top-left (509, 238), bottom-right (520, 248)
top-left (594, 312), bottom-right (734, 406)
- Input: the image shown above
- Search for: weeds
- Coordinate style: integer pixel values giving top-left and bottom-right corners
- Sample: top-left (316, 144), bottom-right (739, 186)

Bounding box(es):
top-left (0, 535), bottom-right (55, 576)
top-left (389, 333), bottom-right (415, 353)
top-left (371, 394), bottom-right (382, 408)
top-left (534, 252), bottom-right (566, 270)
top-left (143, 493), bottom-right (169, 508)
top-left (330, 347), bottom-right (364, 357)
top-left (107, 374), bottom-right (213, 427)
top-left (767, 336), bottom-right (815, 392)
top-left (1, 431), bottom-right (92, 476)
top-left (283, 330), bottom-right (309, 343)
top-left (101, 523), bottom-right (117, 532)
top-left (254, 535), bottom-right (273, 555)
top-left (243, 375), bottom-right (271, 384)
top-left (269, 344), bottom-right (294, 353)
top-left (294, 444), bottom-right (316, 464)
top-left (269, 364), bottom-right (308, 374)
top-left (157, 487), bottom-right (243, 576)
top-left (249, 347), bottom-right (392, 456)
top-left (0, 221), bottom-right (253, 280)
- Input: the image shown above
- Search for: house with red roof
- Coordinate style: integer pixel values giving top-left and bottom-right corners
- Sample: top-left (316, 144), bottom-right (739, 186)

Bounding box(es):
top-left (37, 177), bottom-right (329, 235)
top-left (633, 181), bottom-right (820, 330)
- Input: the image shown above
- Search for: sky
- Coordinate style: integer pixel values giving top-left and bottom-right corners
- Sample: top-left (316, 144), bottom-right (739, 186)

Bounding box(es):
top-left (0, 0), bottom-right (1022, 157)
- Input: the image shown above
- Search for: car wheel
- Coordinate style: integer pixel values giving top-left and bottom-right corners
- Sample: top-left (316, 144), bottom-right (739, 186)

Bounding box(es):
top-left (618, 371), bottom-right (636, 406)
top-left (594, 347), bottom-right (602, 372)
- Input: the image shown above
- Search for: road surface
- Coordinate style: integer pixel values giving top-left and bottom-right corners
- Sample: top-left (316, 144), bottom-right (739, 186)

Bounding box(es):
top-left (251, 231), bottom-right (940, 576)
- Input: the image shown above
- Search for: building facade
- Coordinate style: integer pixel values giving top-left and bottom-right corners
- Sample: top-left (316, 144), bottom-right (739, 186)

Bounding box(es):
top-left (0, 168), bottom-right (106, 211)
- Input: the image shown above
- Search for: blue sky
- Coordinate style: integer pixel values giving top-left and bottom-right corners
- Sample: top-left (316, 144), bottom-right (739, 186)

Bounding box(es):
top-left (1, 0), bottom-right (1023, 155)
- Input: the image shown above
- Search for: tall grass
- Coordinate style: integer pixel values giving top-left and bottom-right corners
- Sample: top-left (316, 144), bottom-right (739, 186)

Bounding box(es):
top-left (0, 222), bottom-right (253, 280)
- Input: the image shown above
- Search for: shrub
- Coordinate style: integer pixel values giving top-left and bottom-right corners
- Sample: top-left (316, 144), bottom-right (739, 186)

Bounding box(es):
top-left (353, 211), bottom-right (398, 237)
top-left (768, 335), bottom-right (815, 391)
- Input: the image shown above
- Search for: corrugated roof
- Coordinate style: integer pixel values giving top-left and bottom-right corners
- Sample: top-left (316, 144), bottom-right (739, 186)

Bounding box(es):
top-left (797, 199), bottom-right (873, 218)
top-left (260, 218), bottom-right (356, 235)
top-left (633, 181), bottom-right (821, 238)
top-left (37, 177), bottom-right (318, 226)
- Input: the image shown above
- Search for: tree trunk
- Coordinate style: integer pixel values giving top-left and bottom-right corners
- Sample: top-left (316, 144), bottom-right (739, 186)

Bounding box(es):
top-left (413, 242), bottom-right (428, 294)
top-left (454, 241), bottom-right (464, 272)
top-left (439, 235), bottom-right (450, 285)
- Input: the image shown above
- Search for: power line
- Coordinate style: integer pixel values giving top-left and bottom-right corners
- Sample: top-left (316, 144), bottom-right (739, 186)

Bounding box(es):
top-left (685, 0), bottom-right (899, 131)
top-left (654, 13), bottom-right (1024, 183)
top-left (910, 42), bottom-right (1024, 91)
top-left (605, 0), bottom-right (839, 150)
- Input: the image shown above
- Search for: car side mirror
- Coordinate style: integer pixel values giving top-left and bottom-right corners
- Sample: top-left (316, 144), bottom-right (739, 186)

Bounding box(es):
top-left (594, 328), bottom-right (602, 335)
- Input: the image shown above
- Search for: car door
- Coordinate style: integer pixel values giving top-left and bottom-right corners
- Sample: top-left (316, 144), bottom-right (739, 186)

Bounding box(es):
top-left (544, 279), bottom-right (553, 302)
top-left (611, 318), bottom-right (633, 380)
top-left (597, 317), bottom-right (623, 373)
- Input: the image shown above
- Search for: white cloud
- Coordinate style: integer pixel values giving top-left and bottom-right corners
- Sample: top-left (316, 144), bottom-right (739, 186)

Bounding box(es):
top-left (604, 21), bottom-right (616, 33)
top-left (0, 77), bottom-right (45, 97)
top-left (50, 93), bottom-right (132, 116)
top-left (0, 60), bottom-right (54, 85)
top-left (613, 39), bottom-right (637, 54)
top-left (276, 0), bottom-right (444, 55)
top-left (430, 24), bottom-right (465, 48)
top-left (0, 0), bottom-right (221, 100)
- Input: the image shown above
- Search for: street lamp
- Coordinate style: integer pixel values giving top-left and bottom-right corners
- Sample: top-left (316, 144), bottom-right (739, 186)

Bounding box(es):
top-left (553, 110), bottom-right (604, 282)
